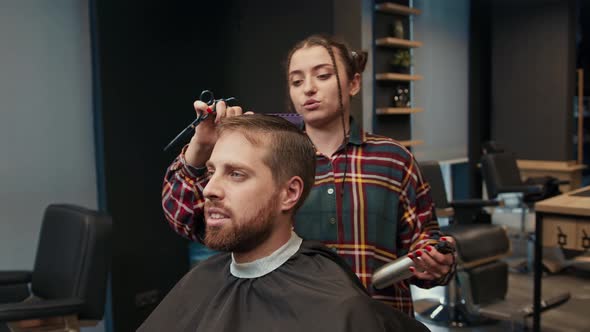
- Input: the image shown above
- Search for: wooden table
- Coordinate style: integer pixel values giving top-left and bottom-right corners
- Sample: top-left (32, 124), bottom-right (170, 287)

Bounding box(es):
top-left (533, 186), bottom-right (590, 331)
top-left (517, 160), bottom-right (587, 193)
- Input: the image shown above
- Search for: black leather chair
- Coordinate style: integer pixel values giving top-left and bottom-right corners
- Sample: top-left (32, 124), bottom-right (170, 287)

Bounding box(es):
top-left (419, 160), bottom-right (500, 224)
top-left (480, 150), bottom-right (570, 273)
top-left (0, 204), bottom-right (112, 332)
top-left (480, 151), bottom-right (564, 205)
top-left (417, 161), bottom-right (511, 326)
top-left (417, 161), bottom-right (570, 327)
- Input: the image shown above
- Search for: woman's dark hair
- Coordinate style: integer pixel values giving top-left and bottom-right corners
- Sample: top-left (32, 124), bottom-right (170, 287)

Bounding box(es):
top-left (286, 34), bottom-right (368, 82)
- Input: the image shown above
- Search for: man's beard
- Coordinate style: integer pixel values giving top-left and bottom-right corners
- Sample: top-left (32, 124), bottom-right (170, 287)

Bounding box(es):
top-left (204, 197), bottom-right (278, 253)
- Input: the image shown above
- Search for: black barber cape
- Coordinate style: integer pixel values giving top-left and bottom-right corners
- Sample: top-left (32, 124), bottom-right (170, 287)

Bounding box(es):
top-left (138, 236), bottom-right (429, 332)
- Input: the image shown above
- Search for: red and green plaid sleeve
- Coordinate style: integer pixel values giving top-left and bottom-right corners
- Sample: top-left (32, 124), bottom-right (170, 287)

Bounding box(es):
top-left (397, 156), bottom-right (449, 289)
top-left (161, 145), bottom-right (209, 241)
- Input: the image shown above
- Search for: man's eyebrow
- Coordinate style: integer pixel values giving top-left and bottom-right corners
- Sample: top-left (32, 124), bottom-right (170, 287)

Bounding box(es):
top-left (225, 161), bottom-right (254, 172)
top-left (205, 160), bottom-right (254, 173)
top-left (289, 63), bottom-right (334, 76)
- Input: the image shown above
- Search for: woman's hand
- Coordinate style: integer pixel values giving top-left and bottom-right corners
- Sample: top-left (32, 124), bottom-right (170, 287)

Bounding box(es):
top-left (184, 99), bottom-right (244, 167)
top-left (407, 237), bottom-right (455, 281)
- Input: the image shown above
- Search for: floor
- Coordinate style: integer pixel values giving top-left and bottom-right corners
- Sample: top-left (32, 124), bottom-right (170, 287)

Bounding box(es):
top-left (412, 270), bottom-right (590, 332)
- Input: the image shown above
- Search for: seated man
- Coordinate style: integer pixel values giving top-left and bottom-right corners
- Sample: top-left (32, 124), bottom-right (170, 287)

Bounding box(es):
top-left (139, 115), bottom-right (428, 332)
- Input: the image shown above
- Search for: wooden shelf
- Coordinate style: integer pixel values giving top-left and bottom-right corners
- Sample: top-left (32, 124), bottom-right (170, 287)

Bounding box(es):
top-left (376, 107), bottom-right (423, 115)
top-left (376, 37), bottom-right (423, 48)
top-left (399, 139), bottom-right (424, 147)
top-left (376, 73), bottom-right (423, 81)
top-left (375, 3), bottom-right (422, 16)
top-left (436, 207), bottom-right (454, 218)
top-left (373, 3), bottom-right (423, 152)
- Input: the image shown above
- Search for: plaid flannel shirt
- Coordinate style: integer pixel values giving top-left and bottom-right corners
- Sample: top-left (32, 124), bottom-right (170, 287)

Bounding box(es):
top-left (162, 118), bottom-right (451, 316)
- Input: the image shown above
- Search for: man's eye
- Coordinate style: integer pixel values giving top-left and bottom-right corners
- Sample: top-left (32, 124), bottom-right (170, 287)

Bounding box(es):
top-left (206, 169), bottom-right (215, 177)
top-left (230, 171), bottom-right (245, 178)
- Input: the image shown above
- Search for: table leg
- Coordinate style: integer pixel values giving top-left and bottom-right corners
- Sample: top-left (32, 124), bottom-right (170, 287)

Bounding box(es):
top-left (533, 212), bottom-right (543, 332)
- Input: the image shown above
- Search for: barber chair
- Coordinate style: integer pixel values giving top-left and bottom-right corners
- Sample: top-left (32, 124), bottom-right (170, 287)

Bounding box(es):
top-left (419, 161), bottom-right (500, 225)
top-left (0, 204), bottom-right (112, 332)
top-left (481, 151), bottom-right (564, 209)
top-left (416, 161), bottom-right (570, 327)
top-left (480, 149), bottom-right (568, 273)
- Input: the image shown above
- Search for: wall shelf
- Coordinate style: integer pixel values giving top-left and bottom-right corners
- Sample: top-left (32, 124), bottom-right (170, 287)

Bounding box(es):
top-left (376, 107), bottom-right (423, 115)
top-left (376, 73), bottom-right (423, 81)
top-left (375, 37), bottom-right (423, 48)
top-left (399, 140), bottom-right (424, 147)
top-left (373, 2), bottom-right (423, 149)
top-left (375, 3), bottom-right (422, 16)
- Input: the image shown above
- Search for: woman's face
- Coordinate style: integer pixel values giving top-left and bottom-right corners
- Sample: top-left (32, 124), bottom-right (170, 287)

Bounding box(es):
top-left (288, 45), bottom-right (360, 129)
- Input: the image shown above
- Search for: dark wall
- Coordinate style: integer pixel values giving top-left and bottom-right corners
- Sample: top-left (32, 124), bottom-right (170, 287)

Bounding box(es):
top-left (468, 0), bottom-right (492, 198)
top-left (491, 0), bottom-right (576, 161)
top-left (92, 0), bottom-right (334, 330)
top-left (334, 0), bottom-right (365, 123)
top-left (93, 2), bottom-right (225, 331)
top-left (220, 1), bottom-right (334, 114)
top-left (578, 0), bottom-right (590, 96)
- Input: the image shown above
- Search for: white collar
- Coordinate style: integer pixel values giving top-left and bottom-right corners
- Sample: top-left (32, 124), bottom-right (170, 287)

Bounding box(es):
top-left (230, 232), bottom-right (302, 279)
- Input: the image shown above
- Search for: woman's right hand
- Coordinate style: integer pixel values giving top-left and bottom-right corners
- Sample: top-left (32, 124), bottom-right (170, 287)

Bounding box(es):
top-left (184, 99), bottom-right (244, 167)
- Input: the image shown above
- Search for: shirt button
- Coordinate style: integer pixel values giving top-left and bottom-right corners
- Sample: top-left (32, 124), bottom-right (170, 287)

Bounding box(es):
top-left (329, 217), bottom-right (336, 224)
top-left (327, 188), bottom-right (334, 195)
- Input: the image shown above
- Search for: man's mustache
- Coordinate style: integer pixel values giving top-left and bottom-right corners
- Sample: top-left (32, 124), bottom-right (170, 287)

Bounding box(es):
top-left (204, 201), bottom-right (232, 216)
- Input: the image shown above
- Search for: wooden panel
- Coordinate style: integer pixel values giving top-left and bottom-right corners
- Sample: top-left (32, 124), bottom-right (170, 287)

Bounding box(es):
top-left (576, 222), bottom-right (590, 251)
top-left (376, 107), bottom-right (423, 115)
top-left (491, 0), bottom-right (576, 161)
top-left (375, 37), bottom-right (423, 48)
top-left (376, 73), bottom-right (423, 81)
top-left (536, 186), bottom-right (590, 217)
top-left (517, 159), bottom-right (586, 171)
top-left (399, 139), bottom-right (424, 147)
top-left (436, 207), bottom-right (454, 218)
top-left (375, 2), bottom-right (422, 16)
top-left (517, 159), bottom-right (586, 192)
top-left (542, 216), bottom-right (578, 250)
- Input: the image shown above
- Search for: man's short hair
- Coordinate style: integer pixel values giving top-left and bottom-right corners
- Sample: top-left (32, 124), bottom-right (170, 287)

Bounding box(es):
top-left (217, 114), bottom-right (316, 212)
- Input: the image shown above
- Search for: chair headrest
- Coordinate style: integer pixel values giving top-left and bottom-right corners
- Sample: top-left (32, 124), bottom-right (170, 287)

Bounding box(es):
top-left (32, 204), bottom-right (112, 321)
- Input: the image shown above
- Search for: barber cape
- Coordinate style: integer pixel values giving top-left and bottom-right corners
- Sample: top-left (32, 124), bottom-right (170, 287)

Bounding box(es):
top-left (138, 233), bottom-right (428, 332)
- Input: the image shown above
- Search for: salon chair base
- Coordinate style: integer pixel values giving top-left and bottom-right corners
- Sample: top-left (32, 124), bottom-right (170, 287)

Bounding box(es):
top-left (416, 292), bottom-right (571, 328)
top-left (416, 300), bottom-right (497, 327)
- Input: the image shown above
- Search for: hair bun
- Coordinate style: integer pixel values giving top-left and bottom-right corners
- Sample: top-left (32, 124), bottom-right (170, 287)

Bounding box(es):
top-left (352, 50), bottom-right (368, 73)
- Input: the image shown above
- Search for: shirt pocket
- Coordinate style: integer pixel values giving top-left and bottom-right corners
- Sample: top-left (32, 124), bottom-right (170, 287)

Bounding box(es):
top-left (294, 186), bottom-right (338, 242)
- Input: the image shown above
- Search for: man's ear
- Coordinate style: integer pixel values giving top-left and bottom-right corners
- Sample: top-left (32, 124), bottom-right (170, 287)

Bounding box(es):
top-left (349, 73), bottom-right (361, 97)
top-left (280, 176), bottom-right (304, 213)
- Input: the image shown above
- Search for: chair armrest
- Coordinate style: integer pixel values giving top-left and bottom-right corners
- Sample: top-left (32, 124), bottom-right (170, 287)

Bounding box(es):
top-left (0, 271), bottom-right (32, 286)
top-left (497, 185), bottom-right (543, 195)
top-left (525, 176), bottom-right (570, 186)
top-left (0, 298), bottom-right (84, 322)
top-left (0, 284), bottom-right (31, 304)
top-left (450, 199), bottom-right (499, 209)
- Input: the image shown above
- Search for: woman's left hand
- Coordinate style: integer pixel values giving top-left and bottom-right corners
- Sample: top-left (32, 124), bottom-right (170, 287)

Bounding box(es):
top-left (407, 237), bottom-right (455, 281)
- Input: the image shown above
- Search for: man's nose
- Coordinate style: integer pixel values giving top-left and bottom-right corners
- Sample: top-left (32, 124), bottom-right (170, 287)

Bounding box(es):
top-left (203, 175), bottom-right (222, 201)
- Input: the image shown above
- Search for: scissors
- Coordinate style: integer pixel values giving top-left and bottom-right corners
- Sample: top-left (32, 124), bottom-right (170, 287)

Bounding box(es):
top-left (163, 90), bottom-right (237, 151)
